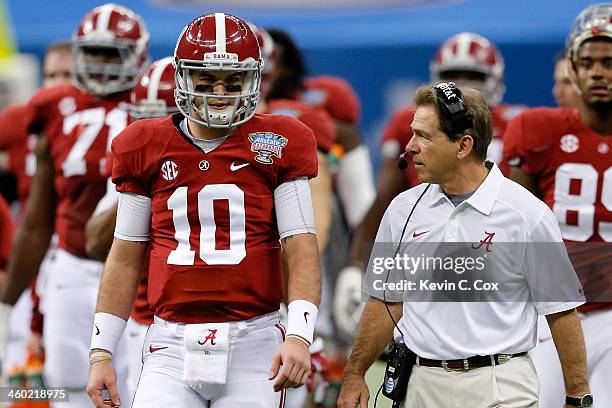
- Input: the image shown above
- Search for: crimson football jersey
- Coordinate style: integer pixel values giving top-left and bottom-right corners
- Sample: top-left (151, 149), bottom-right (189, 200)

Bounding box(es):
top-left (111, 113), bottom-right (318, 323)
top-left (503, 107), bottom-right (612, 311)
top-left (381, 104), bottom-right (523, 186)
top-left (0, 195), bottom-right (14, 269)
top-left (24, 84), bottom-right (129, 258)
top-left (301, 76), bottom-right (361, 125)
top-left (132, 254), bottom-right (154, 325)
top-left (267, 99), bottom-right (335, 153)
top-left (0, 104), bottom-right (36, 205)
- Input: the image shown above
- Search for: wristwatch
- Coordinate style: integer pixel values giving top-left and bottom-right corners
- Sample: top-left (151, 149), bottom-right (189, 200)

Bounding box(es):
top-left (565, 394), bottom-right (593, 407)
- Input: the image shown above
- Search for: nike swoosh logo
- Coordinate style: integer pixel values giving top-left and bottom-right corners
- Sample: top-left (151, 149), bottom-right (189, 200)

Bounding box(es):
top-left (149, 345), bottom-right (168, 353)
top-left (412, 230), bottom-right (429, 238)
top-left (230, 162), bottom-right (250, 171)
top-left (304, 311), bottom-right (310, 325)
top-left (538, 337), bottom-right (552, 344)
top-left (95, 325), bottom-right (100, 335)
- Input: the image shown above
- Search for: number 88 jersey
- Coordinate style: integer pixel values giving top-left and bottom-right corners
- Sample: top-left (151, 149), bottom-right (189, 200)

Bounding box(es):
top-left (110, 113), bottom-right (318, 324)
top-left (25, 84), bottom-right (129, 258)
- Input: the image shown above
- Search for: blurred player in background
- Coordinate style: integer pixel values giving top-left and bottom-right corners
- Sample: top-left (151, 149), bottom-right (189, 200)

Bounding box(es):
top-left (252, 25), bottom-right (333, 408)
top-left (84, 56), bottom-right (177, 400)
top-left (504, 4), bottom-right (612, 406)
top-left (0, 41), bottom-right (72, 393)
top-left (86, 13), bottom-right (321, 408)
top-left (0, 4), bottom-right (149, 406)
top-left (553, 53), bottom-right (582, 109)
top-left (336, 32), bottom-right (526, 340)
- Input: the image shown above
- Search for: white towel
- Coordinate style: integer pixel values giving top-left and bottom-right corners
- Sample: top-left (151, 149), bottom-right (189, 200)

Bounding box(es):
top-left (183, 322), bottom-right (230, 398)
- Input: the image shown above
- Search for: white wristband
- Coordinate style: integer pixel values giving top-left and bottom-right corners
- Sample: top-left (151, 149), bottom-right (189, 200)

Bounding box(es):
top-left (90, 312), bottom-right (127, 355)
top-left (286, 300), bottom-right (318, 345)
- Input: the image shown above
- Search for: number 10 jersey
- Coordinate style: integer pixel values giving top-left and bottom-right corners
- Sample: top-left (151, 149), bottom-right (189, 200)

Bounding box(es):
top-left (111, 113), bottom-right (318, 323)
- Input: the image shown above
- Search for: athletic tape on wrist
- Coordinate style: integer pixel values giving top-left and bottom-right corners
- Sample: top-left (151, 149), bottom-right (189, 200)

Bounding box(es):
top-left (286, 300), bottom-right (318, 345)
top-left (90, 312), bottom-right (127, 355)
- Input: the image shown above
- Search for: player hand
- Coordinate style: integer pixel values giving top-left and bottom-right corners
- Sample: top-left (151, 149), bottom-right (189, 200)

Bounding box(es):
top-left (86, 360), bottom-right (121, 407)
top-left (269, 336), bottom-right (311, 392)
top-left (337, 371), bottom-right (369, 408)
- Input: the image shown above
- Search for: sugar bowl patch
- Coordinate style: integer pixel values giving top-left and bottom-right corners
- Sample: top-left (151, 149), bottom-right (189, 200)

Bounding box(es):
top-left (248, 132), bottom-right (288, 164)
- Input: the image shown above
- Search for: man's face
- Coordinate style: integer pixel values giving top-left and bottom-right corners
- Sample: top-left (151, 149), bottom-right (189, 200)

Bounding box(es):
top-left (553, 58), bottom-right (581, 108)
top-left (43, 50), bottom-right (72, 87)
top-left (407, 105), bottom-right (459, 184)
top-left (574, 39), bottom-right (612, 109)
top-left (191, 70), bottom-right (245, 113)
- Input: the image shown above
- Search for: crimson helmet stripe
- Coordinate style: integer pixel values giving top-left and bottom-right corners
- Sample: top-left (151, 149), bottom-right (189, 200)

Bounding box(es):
top-left (95, 4), bottom-right (113, 36)
top-left (214, 13), bottom-right (227, 54)
top-left (147, 56), bottom-right (173, 101)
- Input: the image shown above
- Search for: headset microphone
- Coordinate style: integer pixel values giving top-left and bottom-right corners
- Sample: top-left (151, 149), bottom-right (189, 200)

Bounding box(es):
top-left (398, 153), bottom-right (409, 169)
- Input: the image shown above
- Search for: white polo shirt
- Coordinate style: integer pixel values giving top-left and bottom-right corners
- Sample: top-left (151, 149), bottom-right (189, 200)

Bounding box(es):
top-left (365, 163), bottom-right (585, 360)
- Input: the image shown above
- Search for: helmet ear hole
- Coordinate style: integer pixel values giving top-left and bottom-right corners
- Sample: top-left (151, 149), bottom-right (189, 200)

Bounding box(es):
top-left (173, 13), bottom-right (263, 128)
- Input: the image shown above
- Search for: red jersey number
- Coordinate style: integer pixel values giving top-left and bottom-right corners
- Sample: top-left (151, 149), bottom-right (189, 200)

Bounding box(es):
top-left (61, 107), bottom-right (127, 177)
top-left (167, 184), bottom-right (247, 265)
top-left (553, 163), bottom-right (612, 242)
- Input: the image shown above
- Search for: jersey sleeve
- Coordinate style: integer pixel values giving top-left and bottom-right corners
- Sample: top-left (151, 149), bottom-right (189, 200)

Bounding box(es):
top-left (110, 121), bottom-right (155, 197)
top-left (502, 108), bottom-right (557, 176)
top-left (0, 105), bottom-right (25, 150)
top-left (275, 117), bottom-right (319, 185)
top-left (305, 76), bottom-right (361, 124)
top-left (297, 108), bottom-right (335, 154)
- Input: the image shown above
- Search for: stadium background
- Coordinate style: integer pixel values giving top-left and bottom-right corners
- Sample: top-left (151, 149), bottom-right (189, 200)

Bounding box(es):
top-left (0, 0), bottom-right (597, 172)
top-left (0, 1), bottom-right (598, 406)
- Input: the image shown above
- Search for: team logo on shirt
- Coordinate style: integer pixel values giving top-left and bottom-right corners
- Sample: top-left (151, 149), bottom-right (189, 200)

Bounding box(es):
top-left (248, 132), bottom-right (288, 164)
top-left (161, 160), bottom-right (179, 181)
top-left (560, 134), bottom-right (579, 153)
top-left (471, 231), bottom-right (495, 252)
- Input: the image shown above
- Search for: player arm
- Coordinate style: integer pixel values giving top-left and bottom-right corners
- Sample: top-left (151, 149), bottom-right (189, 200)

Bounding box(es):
top-left (91, 192), bottom-right (150, 355)
top-left (309, 151), bottom-right (333, 252)
top-left (349, 156), bottom-right (407, 266)
top-left (1, 136), bottom-right (56, 305)
top-left (545, 309), bottom-right (590, 398)
top-left (85, 205), bottom-right (118, 261)
top-left (85, 178), bottom-right (120, 261)
top-left (509, 166), bottom-right (541, 197)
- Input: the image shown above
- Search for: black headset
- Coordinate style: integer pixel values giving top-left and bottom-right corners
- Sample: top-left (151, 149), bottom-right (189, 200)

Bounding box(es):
top-left (398, 82), bottom-right (473, 169)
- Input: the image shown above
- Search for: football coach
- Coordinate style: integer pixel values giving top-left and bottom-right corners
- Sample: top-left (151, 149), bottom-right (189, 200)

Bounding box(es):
top-left (337, 83), bottom-right (592, 408)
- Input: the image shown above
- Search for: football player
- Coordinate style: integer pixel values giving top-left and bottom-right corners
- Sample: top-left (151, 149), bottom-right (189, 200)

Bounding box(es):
top-left (0, 4), bottom-right (149, 405)
top-left (0, 41), bottom-right (73, 378)
top-left (86, 13), bottom-right (321, 408)
top-left (553, 53), bottom-right (582, 109)
top-left (267, 29), bottom-right (376, 230)
top-left (254, 25), bottom-right (335, 252)
top-left (504, 4), bottom-right (612, 406)
top-left (336, 32), bottom-right (526, 338)
top-left (85, 56), bottom-right (177, 400)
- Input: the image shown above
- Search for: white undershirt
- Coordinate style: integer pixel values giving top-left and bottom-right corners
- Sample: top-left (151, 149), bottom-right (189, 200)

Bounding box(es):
top-left (114, 177), bottom-right (316, 241)
top-left (179, 118), bottom-right (229, 153)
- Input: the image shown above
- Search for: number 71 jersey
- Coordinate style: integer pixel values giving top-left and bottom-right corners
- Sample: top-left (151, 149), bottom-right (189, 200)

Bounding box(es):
top-left (503, 107), bottom-right (611, 243)
top-left (111, 113), bottom-right (318, 324)
top-left (25, 84), bottom-right (129, 258)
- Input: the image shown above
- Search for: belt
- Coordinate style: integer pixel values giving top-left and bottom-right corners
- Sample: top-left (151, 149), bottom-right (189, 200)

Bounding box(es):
top-left (417, 352), bottom-right (527, 370)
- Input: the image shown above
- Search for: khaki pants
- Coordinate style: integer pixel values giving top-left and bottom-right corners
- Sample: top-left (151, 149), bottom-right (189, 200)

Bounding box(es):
top-left (401, 355), bottom-right (539, 408)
